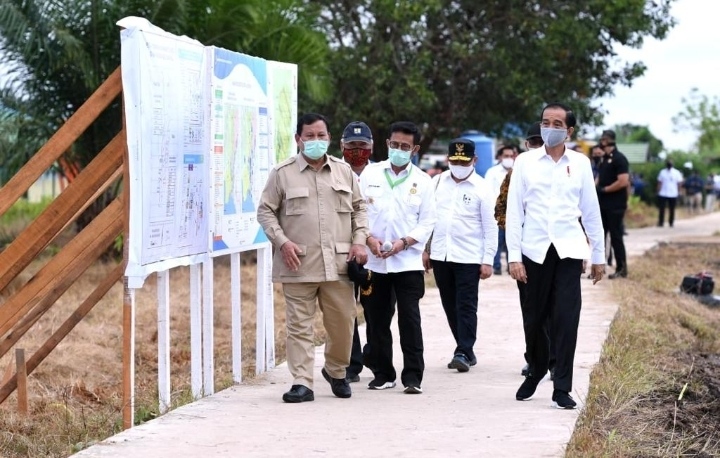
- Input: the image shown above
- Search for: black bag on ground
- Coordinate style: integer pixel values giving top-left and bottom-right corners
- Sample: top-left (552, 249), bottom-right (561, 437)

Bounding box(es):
top-left (680, 272), bottom-right (714, 295)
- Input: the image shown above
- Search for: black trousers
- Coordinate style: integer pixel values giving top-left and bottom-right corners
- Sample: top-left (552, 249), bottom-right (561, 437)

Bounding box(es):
top-left (600, 208), bottom-right (627, 272)
top-left (658, 196), bottom-right (677, 227)
top-left (363, 271), bottom-right (425, 386)
top-left (523, 245), bottom-right (582, 392)
top-left (517, 281), bottom-right (555, 369)
top-left (432, 260), bottom-right (480, 361)
top-left (348, 284), bottom-right (397, 376)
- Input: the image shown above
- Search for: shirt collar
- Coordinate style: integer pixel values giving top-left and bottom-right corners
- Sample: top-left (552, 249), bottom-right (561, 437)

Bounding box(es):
top-left (381, 159), bottom-right (412, 177)
top-left (296, 152), bottom-right (329, 171)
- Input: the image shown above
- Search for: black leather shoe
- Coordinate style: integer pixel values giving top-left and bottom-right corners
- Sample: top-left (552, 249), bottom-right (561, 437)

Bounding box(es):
top-left (449, 354), bottom-right (470, 372)
top-left (322, 368), bottom-right (352, 398)
top-left (608, 269), bottom-right (628, 279)
top-left (282, 385), bottom-right (314, 403)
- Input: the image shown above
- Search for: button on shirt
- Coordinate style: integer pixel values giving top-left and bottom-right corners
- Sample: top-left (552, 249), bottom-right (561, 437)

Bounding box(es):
top-left (429, 171), bottom-right (498, 265)
top-left (506, 147), bottom-right (605, 265)
top-left (360, 161), bottom-right (437, 273)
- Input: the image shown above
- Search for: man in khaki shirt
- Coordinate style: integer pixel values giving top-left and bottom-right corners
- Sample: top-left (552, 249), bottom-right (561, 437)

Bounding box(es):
top-left (257, 113), bottom-right (369, 403)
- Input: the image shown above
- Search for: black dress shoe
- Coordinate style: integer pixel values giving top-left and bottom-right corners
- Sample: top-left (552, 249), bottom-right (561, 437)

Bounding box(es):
top-left (608, 269), bottom-right (628, 279)
top-left (282, 385), bottom-right (314, 403)
top-left (322, 368), bottom-right (352, 398)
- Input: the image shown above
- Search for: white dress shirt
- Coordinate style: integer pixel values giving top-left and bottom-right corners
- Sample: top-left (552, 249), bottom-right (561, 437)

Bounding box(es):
top-left (360, 160), bottom-right (437, 273)
top-left (506, 146), bottom-right (605, 265)
top-left (429, 170), bottom-right (498, 265)
top-left (483, 163), bottom-right (509, 198)
top-left (657, 167), bottom-right (684, 198)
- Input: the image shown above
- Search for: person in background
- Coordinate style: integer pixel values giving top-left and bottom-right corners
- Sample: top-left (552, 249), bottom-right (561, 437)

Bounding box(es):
top-left (484, 145), bottom-right (517, 275)
top-left (257, 113), bottom-right (369, 403)
top-left (683, 170), bottom-right (704, 214)
top-left (590, 144), bottom-right (604, 180)
top-left (423, 138), bottom-right (497, 373)
top-left (656, 160), bottom-right (684, 227)
top-left (596, 129), bottom-right (629, 279)
top-left (506, 103), bottom-right (605, 410)
top-left (705, 173), bottom-right (717, 213)
top-left (359, 121), bottom-right (437, 394)
top-left (340, 121), bottom-right (374, 384)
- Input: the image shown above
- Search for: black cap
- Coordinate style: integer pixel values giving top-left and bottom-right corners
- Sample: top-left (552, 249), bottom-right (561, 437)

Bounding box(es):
top-left (447, 138), bottom-right (475, 162)
top-left (600, 129), bottom-right (616, 141)
top-left (342, 121), bottom-right (373, 142)
top-left (526, 122), bottom-right (542, 140)
top-left (347, 260), bottom-right (373, 288)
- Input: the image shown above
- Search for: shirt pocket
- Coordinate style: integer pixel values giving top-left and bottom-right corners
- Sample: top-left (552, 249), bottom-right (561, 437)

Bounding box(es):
top-left (331, 183), bottom-right (353, 213)
top-left (285, 187), bottom-right (309, 216)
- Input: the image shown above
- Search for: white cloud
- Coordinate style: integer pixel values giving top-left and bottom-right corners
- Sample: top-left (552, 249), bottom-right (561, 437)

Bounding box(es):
top-left (597, 0), bottom-right (720, 152)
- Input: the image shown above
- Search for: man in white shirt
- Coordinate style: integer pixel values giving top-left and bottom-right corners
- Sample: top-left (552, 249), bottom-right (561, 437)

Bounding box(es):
top-left (484, 145), bottom-right (517, 275)
top-left (506, 103), bottom-right (605, 409)
top-left (359, 121), bottom-right (437, 394)
top-left (656, 161), bottom-right (684, 227)
top-left (422, 138), bottom-right (497, 372)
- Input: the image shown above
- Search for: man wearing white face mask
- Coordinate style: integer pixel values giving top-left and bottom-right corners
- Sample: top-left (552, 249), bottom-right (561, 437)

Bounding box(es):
top-left (484, 145), bottom-right (518, 275)
top-left (506, 103), bottom-right (605, 410)
top-left (257, 113), bottom-right (369, 403)
top-left (359, 121), bottom-right (437, 394)
top-left (422, 138), bottom-right (497, 372)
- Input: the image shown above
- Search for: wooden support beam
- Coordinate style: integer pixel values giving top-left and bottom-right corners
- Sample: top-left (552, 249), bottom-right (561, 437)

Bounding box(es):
top-left (0, 67), bottom-right (122, 217)
top-left (0, 264), bottom-right (123, 404)
top-left (0, 132), bottom-right (125, 292)
top-left (0, 197), bottom-right (124, 344)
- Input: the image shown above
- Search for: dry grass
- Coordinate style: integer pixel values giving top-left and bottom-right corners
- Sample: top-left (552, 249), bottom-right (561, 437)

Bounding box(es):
top-left (0, 252), bottom-right (312, 457)
top-left (568, 242), bottom-right (720, 457)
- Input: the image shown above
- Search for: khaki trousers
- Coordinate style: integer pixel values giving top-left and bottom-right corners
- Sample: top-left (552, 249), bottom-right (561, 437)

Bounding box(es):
top-left (282, 280), bottom-right (356, 389)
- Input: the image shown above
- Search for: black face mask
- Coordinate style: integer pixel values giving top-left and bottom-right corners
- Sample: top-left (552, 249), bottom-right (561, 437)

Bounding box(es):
top-left (592, 157), bottom-right (602, 165)
top-left (666, 162), bottom-right (673, 169)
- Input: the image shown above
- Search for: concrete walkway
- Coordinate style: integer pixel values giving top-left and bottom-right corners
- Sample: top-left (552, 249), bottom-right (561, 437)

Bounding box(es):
top-left (75, 212), bottom-right (720, 458)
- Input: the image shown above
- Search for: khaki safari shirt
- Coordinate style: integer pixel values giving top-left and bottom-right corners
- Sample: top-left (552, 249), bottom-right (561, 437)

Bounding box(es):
top-left (257, 153), bottom-right (369, 283)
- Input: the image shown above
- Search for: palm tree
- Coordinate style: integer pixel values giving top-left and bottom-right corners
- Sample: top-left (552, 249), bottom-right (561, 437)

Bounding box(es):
top-left (0, 0), bottom-right (331, 188)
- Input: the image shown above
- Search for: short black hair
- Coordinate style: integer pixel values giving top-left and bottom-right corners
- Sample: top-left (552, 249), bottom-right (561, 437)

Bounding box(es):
top-left (496, 145), bottom-right (514, 158)
top-left (389, 121), bottom-right (421, 145)
top-left (541, 102), bottom-right (577, 128)
top-left (297, 113), bottom-right (329, 136)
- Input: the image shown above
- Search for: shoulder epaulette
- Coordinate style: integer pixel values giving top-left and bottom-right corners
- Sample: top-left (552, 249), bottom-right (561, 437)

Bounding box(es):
top-left (275, 155), bottom-right (297, 170)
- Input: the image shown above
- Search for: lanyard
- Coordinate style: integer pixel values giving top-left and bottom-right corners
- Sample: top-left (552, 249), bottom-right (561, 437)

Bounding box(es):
top-left (384, 166), bottom-right (412, 189)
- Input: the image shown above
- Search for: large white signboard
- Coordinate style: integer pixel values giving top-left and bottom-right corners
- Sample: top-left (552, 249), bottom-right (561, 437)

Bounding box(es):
top-left (120, 19), bottom-right (297, 286)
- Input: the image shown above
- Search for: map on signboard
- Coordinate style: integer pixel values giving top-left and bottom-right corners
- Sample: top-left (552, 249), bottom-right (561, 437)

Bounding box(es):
top-left (267, 61), bottom-right (298, 164)
top-left (209, 48), bottom-right (274, 254)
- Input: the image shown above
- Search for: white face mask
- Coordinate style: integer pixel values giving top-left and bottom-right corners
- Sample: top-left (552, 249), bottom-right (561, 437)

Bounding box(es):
top-left (501, 158), bottom-right (514, 169)
top-left (449, 163), bottom-right (474, 180)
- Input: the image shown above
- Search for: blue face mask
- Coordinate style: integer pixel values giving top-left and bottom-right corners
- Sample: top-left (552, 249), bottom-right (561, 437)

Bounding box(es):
top-left (302, 140), bottom-right (329, 160)
top-left (388, 148), bottom-right (411, 167)
top-left (540, 127), bottom-right (568, 148)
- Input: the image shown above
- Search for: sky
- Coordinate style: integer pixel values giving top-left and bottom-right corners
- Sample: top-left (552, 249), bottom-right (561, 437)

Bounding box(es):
top-left (596, 0), bottom-right (720, 152)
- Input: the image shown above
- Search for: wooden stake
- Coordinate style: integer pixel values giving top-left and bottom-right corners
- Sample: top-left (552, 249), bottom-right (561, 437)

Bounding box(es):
top-left (15, 349), bottom-right (27, 415)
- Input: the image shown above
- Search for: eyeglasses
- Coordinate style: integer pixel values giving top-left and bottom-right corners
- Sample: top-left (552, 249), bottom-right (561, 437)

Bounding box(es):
top-left (388, 141), bottom-right (414, 152)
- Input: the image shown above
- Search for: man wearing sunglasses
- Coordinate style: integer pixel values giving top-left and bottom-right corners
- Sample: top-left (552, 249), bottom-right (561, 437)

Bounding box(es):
top-left (359, 121), bottom-right (437, 394)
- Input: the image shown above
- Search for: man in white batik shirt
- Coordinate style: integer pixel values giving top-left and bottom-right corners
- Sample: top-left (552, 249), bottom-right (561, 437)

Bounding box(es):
top-left (422, 138), bottom-right (497, 373)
